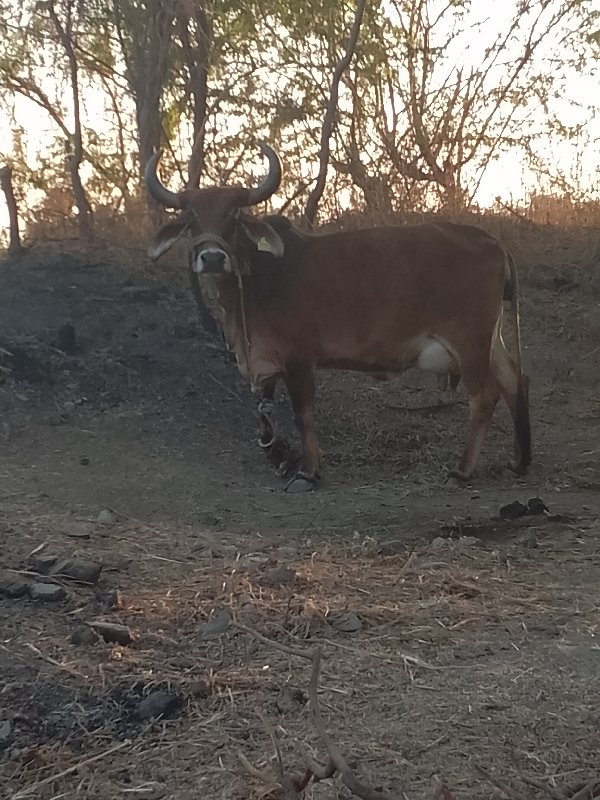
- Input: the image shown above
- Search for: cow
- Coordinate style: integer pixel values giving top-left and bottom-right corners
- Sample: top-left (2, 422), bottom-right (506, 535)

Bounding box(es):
top-left (145, 143), bottom-right (531, 492)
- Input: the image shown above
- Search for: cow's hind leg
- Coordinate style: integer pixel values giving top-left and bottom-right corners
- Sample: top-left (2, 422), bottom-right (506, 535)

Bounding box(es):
top-left (491, 339), bottom-right (531, 473)
top-left (284, 362), bottom-right (319, 493)
top-left (451, 369), bottom-right (500, 482)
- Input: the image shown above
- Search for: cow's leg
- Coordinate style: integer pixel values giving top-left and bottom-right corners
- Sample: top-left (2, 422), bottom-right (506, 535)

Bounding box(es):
top-left (284, 362), bottom-right (319, 493)
top-left (490, 339), bottom-right (531, 473)
top-left (257, 378), bottom-right (296, 476)
top-left (450, 368), bottom-right (500, 482)
top-left (257, 377), bottom-right (278, 449)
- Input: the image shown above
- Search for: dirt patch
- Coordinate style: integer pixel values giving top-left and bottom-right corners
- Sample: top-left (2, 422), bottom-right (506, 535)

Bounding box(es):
top-left (1, 230), bottom-right (600, 798)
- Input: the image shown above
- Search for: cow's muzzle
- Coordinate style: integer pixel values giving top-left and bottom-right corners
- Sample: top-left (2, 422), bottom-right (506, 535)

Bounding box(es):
top-left (191, 233), bottom-right (236, 275)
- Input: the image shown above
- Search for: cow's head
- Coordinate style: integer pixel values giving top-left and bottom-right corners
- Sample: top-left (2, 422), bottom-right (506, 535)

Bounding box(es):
top-left (145, 143), bottom-right (285, 275)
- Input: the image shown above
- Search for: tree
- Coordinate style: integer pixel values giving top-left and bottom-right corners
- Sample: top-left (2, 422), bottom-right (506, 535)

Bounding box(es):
top-left (110, 0), bottom-right (177, 211)
top-left (0, 165), bottom-right (23, 252)
top-left (0, 0), bottom-right (94, 235)
top-left (303, 0), bottom-right (367, 225)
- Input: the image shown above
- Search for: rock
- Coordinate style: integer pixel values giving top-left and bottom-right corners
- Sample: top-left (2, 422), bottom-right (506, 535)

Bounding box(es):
top-left (378, 540), bottom-right (405, 556)
top-left (135, 691), bottom-right (181, 720)
top-left (89, 621), bottom-right (132, 646)
top-left (429, 536), bottom-right (450, 551)
top-left (29, 583), bottom-right (67, 602)
top-left (457, 535), bottom-right (480, 547)
top-left (275, 687), bottom-right (306, 714)
top-left (30, 554), bottom-right (59, 573)
top-left (71, 625), bottom-right (100, 646)
top-left (260, 565), bottom-right (297, 588)
top-left (499, 500), bottom-right (528, 520)
top-left (80, 456), bottom-right (90, 466)
top-left (198, 608), bottom-right (230, 640)
top-left (233, 554), bottom-right (270, 572)
top-left (29, 553), bottom-right (102, 584)
top-left (526, 497), bottom-right (549, 516)
top-left (331, 611), bottom-right (362, 633)
top-left (0, 573), bottom-right (30, 598)
top-left (97, 509), bottom-right (116, 525)
top-left (100, 589), bottom-right (123, 610)
top-left (50, 557), bottom-right (102, 584)
top-left (0, 719), bottom-right (11, 748)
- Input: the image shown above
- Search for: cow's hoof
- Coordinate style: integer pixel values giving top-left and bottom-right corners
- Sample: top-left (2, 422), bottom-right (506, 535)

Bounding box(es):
top-left (445, 470), bottom-right (469, 488)
top-left (284, 473), bottom-right (316, 493)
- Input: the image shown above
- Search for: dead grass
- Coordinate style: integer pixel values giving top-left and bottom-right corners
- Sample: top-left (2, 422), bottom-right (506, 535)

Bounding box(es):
top-left (2, 494), bottom-right (600, 799)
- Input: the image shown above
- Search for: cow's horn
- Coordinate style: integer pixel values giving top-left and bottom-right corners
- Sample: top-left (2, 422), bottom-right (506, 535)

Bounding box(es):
top-left (145, 151), bottom-right (182, 209)
top-left (247, 142), bottom-right (282, 205)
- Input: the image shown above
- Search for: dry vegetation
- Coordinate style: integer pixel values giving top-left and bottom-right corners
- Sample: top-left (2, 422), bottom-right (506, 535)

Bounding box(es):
top-left (1, 211), bottom-right (600, 799)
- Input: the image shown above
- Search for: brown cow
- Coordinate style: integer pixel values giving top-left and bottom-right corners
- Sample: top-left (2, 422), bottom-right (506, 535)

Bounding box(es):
top-left (145, 143), bottom-right (531, 492)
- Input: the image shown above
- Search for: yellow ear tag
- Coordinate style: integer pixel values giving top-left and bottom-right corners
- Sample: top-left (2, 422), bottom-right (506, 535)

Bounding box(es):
top-left (257, 237), bottom-right (273, 252)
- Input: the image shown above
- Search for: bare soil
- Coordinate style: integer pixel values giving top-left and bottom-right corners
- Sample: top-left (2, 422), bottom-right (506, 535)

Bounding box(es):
top-left (1, 222), bottom-right (600, 799)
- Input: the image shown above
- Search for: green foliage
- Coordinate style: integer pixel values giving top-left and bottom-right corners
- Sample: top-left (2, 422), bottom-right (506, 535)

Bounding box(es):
top-left (0, 0), bottom-right (598, 222)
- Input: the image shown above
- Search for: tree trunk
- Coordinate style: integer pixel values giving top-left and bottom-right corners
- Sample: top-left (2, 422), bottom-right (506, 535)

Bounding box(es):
top-left (47, 0), bottom-right (94, 238)
top-left (303, 0), bottom-right (366, 227)
top-left (0, 165), bottom-right (23, 253)
top-left (178, 3), bottom-right (212, 188)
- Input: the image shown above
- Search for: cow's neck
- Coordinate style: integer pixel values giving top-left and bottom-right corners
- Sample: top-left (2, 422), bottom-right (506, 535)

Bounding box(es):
top-left (218, 273), bottom-right (253, 377)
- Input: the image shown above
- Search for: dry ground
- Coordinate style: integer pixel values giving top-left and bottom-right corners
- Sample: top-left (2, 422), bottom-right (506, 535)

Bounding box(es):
top-left (1, 218), bottom-right (600, 799)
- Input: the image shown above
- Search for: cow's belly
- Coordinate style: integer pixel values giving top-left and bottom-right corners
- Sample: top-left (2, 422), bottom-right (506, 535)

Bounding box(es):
top-left (319, 335), bottom-right (459, 376)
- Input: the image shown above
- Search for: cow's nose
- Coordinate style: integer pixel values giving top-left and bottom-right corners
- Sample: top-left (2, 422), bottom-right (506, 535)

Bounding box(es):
top-left (200, 250), bottom-right (226, 272)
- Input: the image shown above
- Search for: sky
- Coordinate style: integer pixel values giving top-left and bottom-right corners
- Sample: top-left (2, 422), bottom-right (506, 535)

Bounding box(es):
top-left (0, 0), bottom-right (598, 239)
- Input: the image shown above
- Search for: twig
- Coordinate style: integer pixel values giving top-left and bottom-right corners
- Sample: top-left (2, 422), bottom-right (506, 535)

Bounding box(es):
top-left (307, 648), bottom-right (396, 800)
top-left (321, 637), bottom-right (439, 672)
top-left (231, 621), bottom-right (314, 661)
top-left (206, 371), bottom-right (244, 404)
top-left (10, 740), bottom-right (131, 799)
top-left (474, 764), bottom-right (520, 799)
top-left (23, 643), bottom-right (82, 678)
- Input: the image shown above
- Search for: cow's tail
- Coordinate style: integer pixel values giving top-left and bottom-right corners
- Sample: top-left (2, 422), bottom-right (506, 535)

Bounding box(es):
top-left (504, 250), bottom-right (531, 471)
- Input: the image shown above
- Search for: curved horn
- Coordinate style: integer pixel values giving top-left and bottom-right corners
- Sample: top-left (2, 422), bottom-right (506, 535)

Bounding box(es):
top-left (144, 151), bottom-right (182, 209)
top-left (247, 142), bottom-right (282, 205)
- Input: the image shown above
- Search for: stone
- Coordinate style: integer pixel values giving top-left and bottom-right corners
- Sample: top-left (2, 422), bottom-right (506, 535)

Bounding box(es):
top-left (135, 691), bottom-right (181, 720)
top-left (29, 583), bottom-right (67, 602)
top-left (429, 536), bottom-right (450, 551)
top-left (260, 565), bottom-right (297, 588)
top-left (89, 621), bottom-right (132, 645)
top-left (526, 497), bottom-right (549, 516)
top-left (331, 611), bottom-right (362, 633)
top-left (97, 509), bottom-right (116, 525)
top-left (275, 687), bottom-right (306, 714)
top-left (457, 535), bottom-right (480, 547)
top-left (71, 625), bottom-right (100, 645)
top-left (198, 608), bottom-right (230, 640)
top-left (30, 554), bottom-right (58, 572)
top-left (0, 573), bottom-right (30, 598)
top-left (499, 500), bottom-right (528, 520)
top-left (50, 557), bottom-right (102, 584)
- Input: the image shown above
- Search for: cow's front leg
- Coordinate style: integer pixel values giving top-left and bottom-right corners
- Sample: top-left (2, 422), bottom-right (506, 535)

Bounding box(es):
top-left (284, 362), bottom-right (319, 493)
top-left (257, 378), bottom-right (297, 477)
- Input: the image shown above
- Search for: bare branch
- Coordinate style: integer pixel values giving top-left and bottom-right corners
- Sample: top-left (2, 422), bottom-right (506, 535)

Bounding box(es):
top-left (303, 0), bottom-right (367, 225)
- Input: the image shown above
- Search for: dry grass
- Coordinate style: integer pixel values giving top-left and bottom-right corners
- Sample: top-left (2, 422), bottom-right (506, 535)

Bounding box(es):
top-left (2, 495), bottom-right (600, 799)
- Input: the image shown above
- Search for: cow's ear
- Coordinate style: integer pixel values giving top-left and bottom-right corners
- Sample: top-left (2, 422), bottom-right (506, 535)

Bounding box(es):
top-left (239, 216), bottom-right (284, 258)
top-left (148, 216), bottom-right (190, 260)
